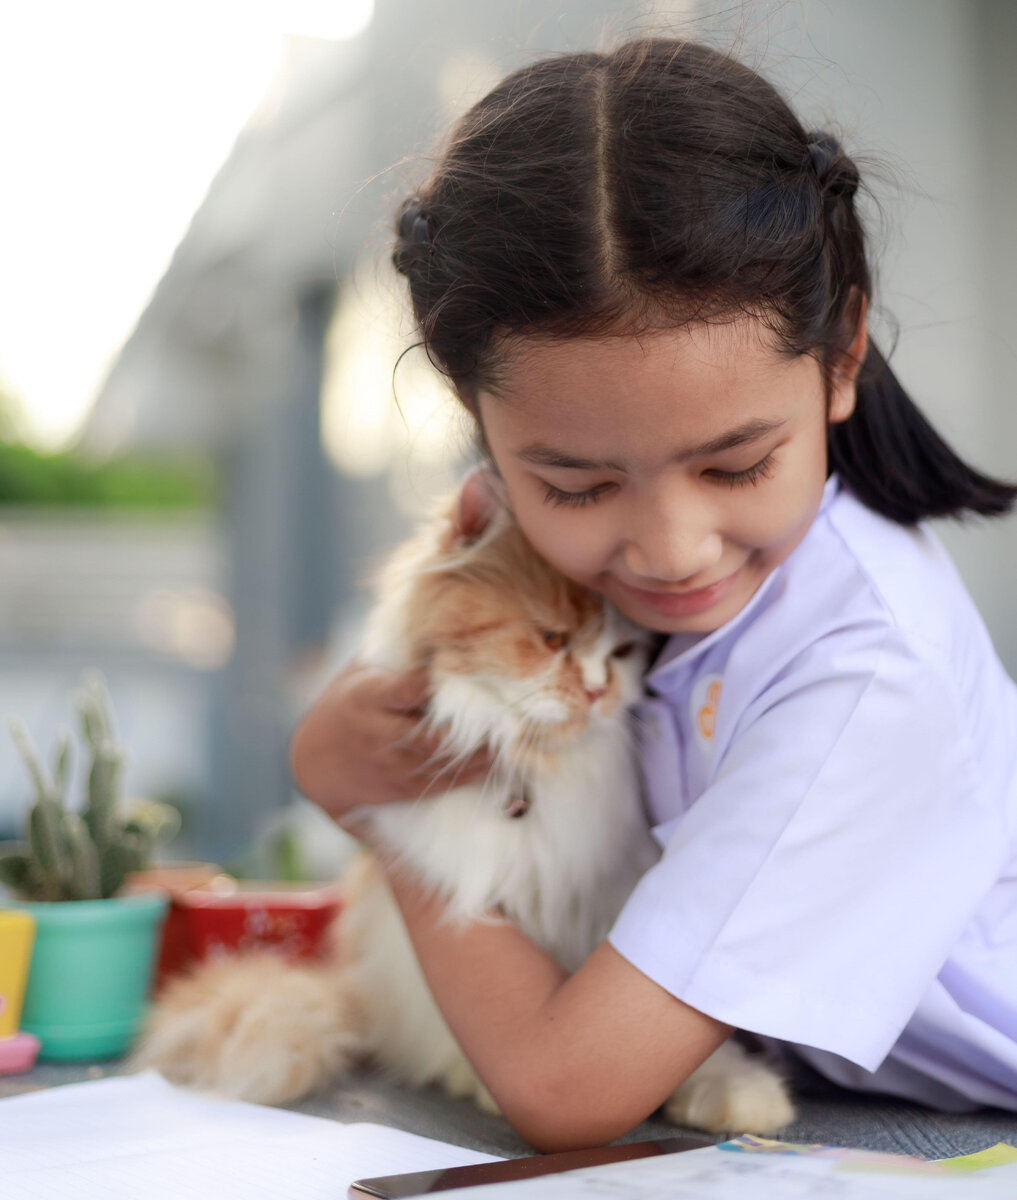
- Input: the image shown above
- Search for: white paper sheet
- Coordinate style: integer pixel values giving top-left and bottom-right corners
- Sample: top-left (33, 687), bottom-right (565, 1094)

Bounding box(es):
top-left (0, 1072), bottom-right (502, 1199)
top-left (6, 1073), bottom-right (1017, 1200)
top-left (445, 1142), bottom-right (1017, 1200)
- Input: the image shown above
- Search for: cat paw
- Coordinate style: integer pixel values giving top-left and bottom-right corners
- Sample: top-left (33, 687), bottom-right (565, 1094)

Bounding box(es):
top-left (472, 1082), bottom-right (502, 1116)
top-left (130, 955), bottom-right (361, 1105)
top-left (663, 1065), bottom-right (795, 1136)
top-left (437, 1055), bottom-right (502, 1116)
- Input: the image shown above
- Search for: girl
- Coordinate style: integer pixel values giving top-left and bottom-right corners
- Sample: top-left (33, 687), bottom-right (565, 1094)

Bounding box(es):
top-left (289, 38), bottom-right (1017, 1151)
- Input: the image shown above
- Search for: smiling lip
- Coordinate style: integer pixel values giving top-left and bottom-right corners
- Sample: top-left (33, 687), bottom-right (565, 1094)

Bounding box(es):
top-left (619, 568), bottom-right (741, 616)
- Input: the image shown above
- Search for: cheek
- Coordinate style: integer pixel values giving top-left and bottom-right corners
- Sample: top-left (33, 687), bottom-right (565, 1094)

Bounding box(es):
top-left (510, 495), bottom-right (614, 588)
top-left (737, 490), bottom-right (812, 549)
top-left (734, 452), bottom-right (828, 552)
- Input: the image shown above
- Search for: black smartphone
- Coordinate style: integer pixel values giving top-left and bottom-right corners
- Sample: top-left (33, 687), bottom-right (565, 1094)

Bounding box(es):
top-left (348, 1131), bottom-right (722, 1198)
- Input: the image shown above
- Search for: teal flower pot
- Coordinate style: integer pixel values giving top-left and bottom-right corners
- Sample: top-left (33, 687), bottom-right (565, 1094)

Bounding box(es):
top-left (6, 892), bottom-right (168, 1061)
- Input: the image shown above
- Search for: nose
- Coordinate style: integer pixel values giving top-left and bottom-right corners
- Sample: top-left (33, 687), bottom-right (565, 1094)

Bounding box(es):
top-left (622, 501), bottom-right (723, 584)
top-left (584, 686), bottom-right (607, 704)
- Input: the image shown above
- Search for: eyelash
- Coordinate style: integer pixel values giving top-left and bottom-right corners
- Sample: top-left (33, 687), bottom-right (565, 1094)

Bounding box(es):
top-left (542, 483), bottom-right (612, 509)
top-left (541, 452), bottom-right (777, 508)
top-left (712, 451), bottom-right (777, 490)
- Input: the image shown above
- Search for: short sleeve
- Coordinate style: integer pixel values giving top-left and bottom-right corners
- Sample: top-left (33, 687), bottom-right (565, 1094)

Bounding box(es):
top-left (608, 625), bottom-right (1006, 1071)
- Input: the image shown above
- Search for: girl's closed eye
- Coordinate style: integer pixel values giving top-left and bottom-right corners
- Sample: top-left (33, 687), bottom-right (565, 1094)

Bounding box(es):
top-left (541, 482), bottom-right (614, 509)
top-left (707, 451), bottom-right (778, 488)
top-left (540, 452), bottom-right (778, 508)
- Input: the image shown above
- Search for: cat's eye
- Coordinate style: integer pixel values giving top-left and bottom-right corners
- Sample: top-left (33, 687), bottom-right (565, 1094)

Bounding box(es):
top-left (612, 641), bottom-right (637, 659)
top-left (542, 631), bottom-right (569, 651)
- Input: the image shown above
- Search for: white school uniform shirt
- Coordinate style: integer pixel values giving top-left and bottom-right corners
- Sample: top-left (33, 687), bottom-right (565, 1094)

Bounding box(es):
top-left (608, 472), bottom-right (1017, 1112)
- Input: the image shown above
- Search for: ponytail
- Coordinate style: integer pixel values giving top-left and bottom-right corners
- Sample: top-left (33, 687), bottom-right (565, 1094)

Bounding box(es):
top-left (829, 341), bottom-right (1017, 524)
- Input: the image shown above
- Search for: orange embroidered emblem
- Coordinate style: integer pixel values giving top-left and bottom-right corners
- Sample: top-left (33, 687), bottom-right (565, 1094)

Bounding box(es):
top-left (690, 673), bottom-right (724, 750)
top-left (697, 679), bottom-right (722, 740)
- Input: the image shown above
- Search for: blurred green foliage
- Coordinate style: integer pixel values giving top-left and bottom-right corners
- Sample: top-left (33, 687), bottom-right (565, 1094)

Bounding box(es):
top-left (224, 827), bottom-right (313, 883)
top-left (0, 384), bottom-right (215, 509)
top-left (0, 440), bottom-right (217, 509)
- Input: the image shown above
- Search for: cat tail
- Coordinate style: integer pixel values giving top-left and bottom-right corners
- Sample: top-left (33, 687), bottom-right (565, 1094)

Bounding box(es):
top-left (128, 951), bottom-right (365, 1105)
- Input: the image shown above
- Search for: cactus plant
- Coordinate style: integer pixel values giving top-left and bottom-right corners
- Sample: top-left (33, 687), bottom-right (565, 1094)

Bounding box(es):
top-left (0, 671), bottom-right (180, 901)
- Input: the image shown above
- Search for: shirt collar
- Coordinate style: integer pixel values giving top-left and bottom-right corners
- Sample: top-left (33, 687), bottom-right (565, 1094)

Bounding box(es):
top-left (645, 472), bottom-right (841, 684)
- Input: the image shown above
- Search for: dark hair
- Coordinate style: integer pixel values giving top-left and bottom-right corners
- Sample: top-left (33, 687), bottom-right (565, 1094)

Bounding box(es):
top-left (392, 38), bottom-right (1015, 525)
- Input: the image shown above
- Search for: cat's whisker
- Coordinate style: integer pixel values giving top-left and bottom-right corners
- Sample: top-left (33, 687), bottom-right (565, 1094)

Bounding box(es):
top-left (407, 741), bottom-right (478, 808)
top-left (626, 708), bottom-right (652, 737)
top-left (411, 757), bottom-right (478, 807)
top-left (508, 720), bottom-right (546, 781)
top-left (625, 706), bottom-right (657, 752)
top-left (474, 771), bottom-right (496, 809)
top-left (627, 704), bottom-right (653, 729)
top-left (407, 777), bottom-right (445, 808)
top-left (412, 717), bottom-right (483, 772)
top-left (501, 677), bottom-right (559, 716)
top-left (442, 753), bottom-right (490, 798)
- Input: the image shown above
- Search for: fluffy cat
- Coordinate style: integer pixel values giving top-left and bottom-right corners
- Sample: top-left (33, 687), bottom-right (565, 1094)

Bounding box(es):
top-left (132, 480), bottom-right (794, 1137)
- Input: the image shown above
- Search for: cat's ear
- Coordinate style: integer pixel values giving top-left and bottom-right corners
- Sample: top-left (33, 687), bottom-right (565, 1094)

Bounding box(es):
top-left (442, 466), bottom-right (507, 552)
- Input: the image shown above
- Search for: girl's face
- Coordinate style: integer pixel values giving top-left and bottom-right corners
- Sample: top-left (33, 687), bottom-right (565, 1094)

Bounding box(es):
top-left (474, 318), bottom-right (861, 635)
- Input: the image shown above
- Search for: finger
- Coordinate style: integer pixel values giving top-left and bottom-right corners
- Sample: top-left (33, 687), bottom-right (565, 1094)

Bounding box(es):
top-left (439, 751), bottom-right (494, 787)
top-left (377, 668), bottom-right (432, 714)
top-left (460, 748), bottom-right (496, 777)
top-left (405, 738), bottom-right (455, 778)
top-left (447, 745), bottom-right (495, 776)
top-left (372, 729), bottom-right (442, 791)
top-left (338, 805), bottom-right (376, 841)
top-left (414, 744), bottom-right (495, 786)
top-left (385, 720), bottom-right (441, 758)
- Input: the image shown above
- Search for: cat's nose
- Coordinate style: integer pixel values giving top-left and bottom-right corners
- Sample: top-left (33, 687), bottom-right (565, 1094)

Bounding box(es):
top-left (585, 686), bottom-right (607, 705)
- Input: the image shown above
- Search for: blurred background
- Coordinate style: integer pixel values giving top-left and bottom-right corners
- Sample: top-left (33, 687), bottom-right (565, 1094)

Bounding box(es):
top-left (2, 0), bottom-right (1015, 875)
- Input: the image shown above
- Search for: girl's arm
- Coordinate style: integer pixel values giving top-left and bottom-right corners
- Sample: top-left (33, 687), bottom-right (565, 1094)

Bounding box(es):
top-left (383, 861), bottom-right (732, 1153)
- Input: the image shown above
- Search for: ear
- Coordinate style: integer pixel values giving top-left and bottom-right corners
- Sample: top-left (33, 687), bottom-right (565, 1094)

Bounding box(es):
top-left (440, 465), bottom-right (507, 552)
top-left (828, 291), bottom-right (869, 424)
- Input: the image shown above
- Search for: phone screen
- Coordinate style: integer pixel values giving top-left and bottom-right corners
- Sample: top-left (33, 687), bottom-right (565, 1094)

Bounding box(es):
top-left (348, 1131), bottom-right (722, 1197)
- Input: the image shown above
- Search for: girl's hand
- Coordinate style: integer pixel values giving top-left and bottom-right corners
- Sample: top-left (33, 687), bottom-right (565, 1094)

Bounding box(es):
top-left (288, 660), bottom-right (493, 830)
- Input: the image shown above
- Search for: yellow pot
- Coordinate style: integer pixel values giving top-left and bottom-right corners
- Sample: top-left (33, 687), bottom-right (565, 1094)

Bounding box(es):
top-left (0, 908), bottom-right (35, 1037)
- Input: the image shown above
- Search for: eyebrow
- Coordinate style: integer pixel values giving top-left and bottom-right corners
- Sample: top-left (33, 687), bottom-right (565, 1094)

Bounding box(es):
top-left (516, 418), bottom-right (789, 472)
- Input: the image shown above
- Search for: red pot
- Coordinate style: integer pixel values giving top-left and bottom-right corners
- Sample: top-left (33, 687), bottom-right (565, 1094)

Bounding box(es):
top-left (178, 881), bottom-right (344, 967)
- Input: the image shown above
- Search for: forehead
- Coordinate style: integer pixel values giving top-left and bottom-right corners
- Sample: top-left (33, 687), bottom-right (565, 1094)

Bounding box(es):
top-left (478, 320), bottom-right (821, 458)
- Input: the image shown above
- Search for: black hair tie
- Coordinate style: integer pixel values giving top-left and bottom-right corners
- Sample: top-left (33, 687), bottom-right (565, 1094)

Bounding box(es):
top-left (805, 129), bottom-right (858, 203)
top-left (806, 130), bottom-right (841, 180)
top-left (411, 212), bottom-right (432, 248)
top-left (393, 199), bottom-right (434, 279)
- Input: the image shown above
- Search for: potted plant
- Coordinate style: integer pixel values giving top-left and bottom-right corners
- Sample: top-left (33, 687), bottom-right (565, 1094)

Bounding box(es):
top-left (0, 671), bottom-right (178, 1060)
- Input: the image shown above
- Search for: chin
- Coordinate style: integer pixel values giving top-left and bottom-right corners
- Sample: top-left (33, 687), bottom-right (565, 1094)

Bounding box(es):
top-left (610, 590), bottom-right (749, 636)
top-left (635, 613), bottom-right (723, 635)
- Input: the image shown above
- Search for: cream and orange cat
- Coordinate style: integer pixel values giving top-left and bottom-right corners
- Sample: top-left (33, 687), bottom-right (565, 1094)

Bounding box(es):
top-left (132, 477), bottom-right (794, 1136)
